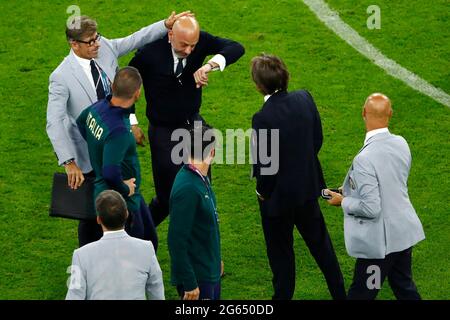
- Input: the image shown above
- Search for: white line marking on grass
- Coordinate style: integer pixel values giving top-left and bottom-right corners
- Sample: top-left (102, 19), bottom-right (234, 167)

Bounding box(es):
top-left (303, 0), bottom-right (450, 108)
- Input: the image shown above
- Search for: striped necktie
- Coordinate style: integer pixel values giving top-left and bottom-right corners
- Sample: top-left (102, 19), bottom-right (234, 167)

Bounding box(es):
top-left (90, 60), bottom-right (106, 100)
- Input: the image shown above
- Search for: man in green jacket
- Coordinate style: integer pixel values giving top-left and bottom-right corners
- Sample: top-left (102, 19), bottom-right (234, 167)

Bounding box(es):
top-left (76, 66), bottom-right (157, 250)
top-left (168, 124), bottom-right (221, 300)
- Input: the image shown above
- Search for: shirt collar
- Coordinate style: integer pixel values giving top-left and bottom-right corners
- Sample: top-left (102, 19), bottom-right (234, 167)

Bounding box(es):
top-left (364, 127), bottom-right (389, 145)
top-left (264, 90), bottom-right (280, 102)
top-left (73, 51), bottom-right (93, 69)
top-left (171, 47), bottom-right (185, 62)
top-left (103, 229), bottom-right (125, 236)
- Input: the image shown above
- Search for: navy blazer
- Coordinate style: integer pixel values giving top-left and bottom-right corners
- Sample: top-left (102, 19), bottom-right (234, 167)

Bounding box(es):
top-left (252, 90), bottom-right (326, 217)
top-left (129, 32), bottom-right (245, 127)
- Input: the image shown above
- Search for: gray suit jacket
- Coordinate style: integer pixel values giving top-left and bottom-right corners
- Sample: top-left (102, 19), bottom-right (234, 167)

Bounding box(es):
top-left (342, 131), bottom-right (425, 259)
top-left (66, 230), bottom-right (164, 300)
top-left (47, 20), bottom-right (167, 172)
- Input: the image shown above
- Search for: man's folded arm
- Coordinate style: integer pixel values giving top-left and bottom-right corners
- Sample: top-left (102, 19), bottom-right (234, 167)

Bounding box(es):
top-left (102, 132), bottom-right (132, 197)
top-left (203, 32), bottom-right (245, 70)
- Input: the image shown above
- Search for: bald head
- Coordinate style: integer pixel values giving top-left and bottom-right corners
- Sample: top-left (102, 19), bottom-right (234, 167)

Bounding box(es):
top-left (169, 17), bottom-right (200, 58)
top-left (363, 93), bottom-right (393, 130)
top-left (173, 16), bottom-right (200, 35)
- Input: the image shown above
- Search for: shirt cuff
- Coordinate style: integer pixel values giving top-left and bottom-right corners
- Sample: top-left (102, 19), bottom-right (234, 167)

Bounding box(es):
top-left (209, 54), bottom-right (226, 72)
top-left (129, 113), bottom-right (138, 125)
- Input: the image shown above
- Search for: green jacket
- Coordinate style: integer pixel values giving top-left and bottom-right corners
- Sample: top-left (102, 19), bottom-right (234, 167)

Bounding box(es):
top-left (76, 96), bottom-right (141, 212)
top-left (168, 165), bottom-right (221, 291)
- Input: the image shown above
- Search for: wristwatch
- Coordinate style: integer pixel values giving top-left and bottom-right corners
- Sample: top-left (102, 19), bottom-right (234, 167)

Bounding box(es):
top-left (207, 62), bottom-right (218, 71)
top-left (63, 159), bottom-right (74, 166)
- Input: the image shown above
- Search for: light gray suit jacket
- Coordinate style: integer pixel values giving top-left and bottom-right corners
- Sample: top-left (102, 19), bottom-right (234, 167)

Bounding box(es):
top-left (341, 131), bottom-right (425, 259)
top-left (66, 230), bottom-right (164, 300)
top-left (47, 20), bottom-right (167, 172)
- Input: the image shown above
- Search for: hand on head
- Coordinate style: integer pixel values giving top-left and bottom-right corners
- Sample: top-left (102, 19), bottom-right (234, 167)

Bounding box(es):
top-left (164, 11), bottom-right (195, 30)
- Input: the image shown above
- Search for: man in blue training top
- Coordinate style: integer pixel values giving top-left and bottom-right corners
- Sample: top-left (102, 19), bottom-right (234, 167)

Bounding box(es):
top-left (76, 66), bottom-right (157, 250)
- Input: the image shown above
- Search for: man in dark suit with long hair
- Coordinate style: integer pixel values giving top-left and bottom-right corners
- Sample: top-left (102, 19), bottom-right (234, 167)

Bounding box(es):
top-left (250, 53), bottom-right (346, 300)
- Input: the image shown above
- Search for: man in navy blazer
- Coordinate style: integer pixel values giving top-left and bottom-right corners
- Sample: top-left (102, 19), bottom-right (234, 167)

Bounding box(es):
top-left (129, 16), bottom-right (244, 226)
top-left (250, 54), bottom-right (345, 300)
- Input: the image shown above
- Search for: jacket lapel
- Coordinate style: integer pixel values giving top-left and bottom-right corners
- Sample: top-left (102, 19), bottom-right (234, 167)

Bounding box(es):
top-left (68, 50), bottom-right (97, 104)
top-left (164, 37), bottom-right (177, 76)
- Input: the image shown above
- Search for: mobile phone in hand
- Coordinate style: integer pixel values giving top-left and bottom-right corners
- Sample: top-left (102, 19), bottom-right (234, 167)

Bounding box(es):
top-left (321, 188), bottom-right (341, 200)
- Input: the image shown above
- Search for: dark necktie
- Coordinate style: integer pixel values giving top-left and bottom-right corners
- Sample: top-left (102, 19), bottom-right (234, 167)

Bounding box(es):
top-left (90, 60), bottom-right (106, 100)
top-left (175, 58), bottom-right (184, 78)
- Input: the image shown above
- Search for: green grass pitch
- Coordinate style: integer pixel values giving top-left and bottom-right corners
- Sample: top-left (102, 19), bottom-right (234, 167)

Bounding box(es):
top-left (0, 0), bottom-right (448, 299)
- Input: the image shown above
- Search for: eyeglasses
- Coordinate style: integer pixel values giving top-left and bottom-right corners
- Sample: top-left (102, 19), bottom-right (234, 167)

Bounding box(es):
top-left (75, 33), bottom-right (101, 47)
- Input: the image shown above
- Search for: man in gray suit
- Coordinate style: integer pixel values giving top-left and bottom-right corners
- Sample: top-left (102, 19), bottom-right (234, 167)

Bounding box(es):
top-left (46, 11), bottom-right (190, 246)
top-left (66, 190), bottom-right (164, 300)
top-left (326, 93), bottom-right (425, 300)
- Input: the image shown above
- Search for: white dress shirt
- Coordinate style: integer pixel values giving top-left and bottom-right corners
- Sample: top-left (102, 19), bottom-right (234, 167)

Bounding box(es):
top-left (73, 53), bottom-right (97, 93)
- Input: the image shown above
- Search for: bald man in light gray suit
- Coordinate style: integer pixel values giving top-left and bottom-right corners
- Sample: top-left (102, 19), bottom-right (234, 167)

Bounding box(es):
top-left (326, 93), bottom-right (425, 300)
top-left (46, 11), bottom-right (190, 247)
top-left (66, 190), bottom-right (164, 300)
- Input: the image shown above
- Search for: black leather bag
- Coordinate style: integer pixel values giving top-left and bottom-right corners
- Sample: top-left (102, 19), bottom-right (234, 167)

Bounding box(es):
top-left (49, 173), bottom-right (96, 220)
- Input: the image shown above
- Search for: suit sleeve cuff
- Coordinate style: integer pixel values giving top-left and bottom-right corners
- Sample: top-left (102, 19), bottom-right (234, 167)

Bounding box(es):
top-left (183, 279), bottom-right (199, 292)
top-left (129, 113), bottom-right (138, 125)
top-left (209, 54), bottom-right (226, 71)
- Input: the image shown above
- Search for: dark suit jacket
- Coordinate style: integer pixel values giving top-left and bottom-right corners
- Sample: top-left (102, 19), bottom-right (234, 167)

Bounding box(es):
top-left (252, 90), bottom-right (326, 217)
top-left (129, 32), bottom-right (244, 127)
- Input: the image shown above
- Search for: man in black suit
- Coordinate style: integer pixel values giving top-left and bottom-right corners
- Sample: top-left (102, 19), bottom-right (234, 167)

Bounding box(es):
top-left (250, 54), bottom-right (346, 300)
top-left (129, 16), bottom-right (244, 226)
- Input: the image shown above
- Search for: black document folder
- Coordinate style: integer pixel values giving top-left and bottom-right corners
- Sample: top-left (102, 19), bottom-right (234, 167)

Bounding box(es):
top-left (49, 173), bottom-right (96, 220)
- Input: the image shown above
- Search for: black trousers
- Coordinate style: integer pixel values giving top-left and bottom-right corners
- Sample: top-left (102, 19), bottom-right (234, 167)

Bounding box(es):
top-left (78, 219), bottom-right (103, 248)
top-left (125, 196), bottom-right (158, 252)
top-left (348, 247), bottom-right (421, 300)
top-left (148, 124), bottom-right (185, 227)
top-left (259, 199), bottom-right (346, 300)
top-left (78, 171), bottom-right (102, 247)
top-left (148, 116), bottom-right (209, 226)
